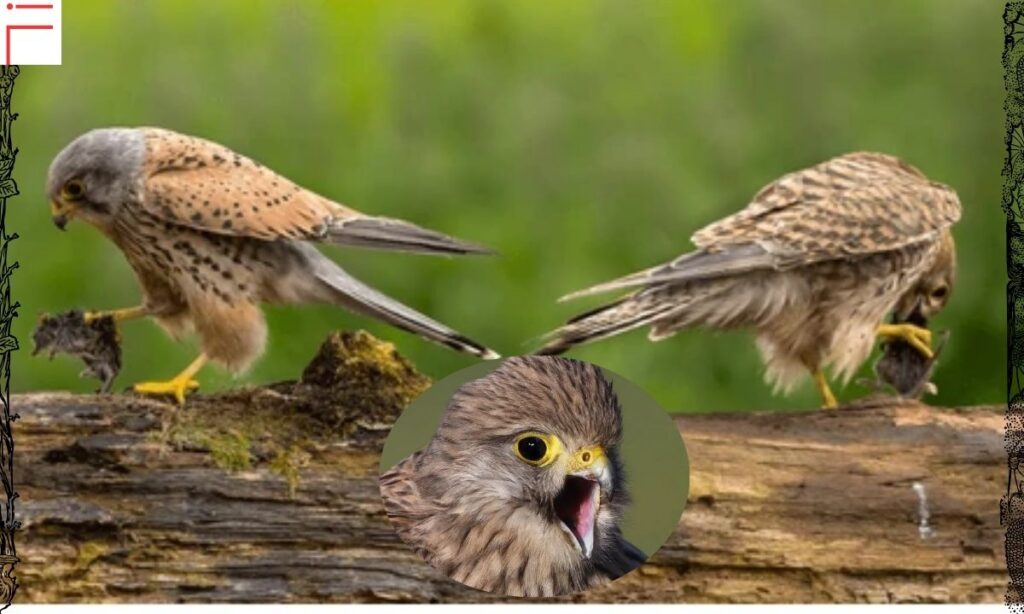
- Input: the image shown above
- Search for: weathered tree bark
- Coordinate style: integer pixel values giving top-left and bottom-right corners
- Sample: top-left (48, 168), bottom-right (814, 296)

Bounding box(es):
top-left (15, 332), bottom-right (1005, 603)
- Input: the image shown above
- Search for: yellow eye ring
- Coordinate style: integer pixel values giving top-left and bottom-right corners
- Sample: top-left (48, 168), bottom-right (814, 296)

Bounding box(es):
top-left (61, 179), bottom-right (85, 201)
top-left (513, 432), bottom-right (562, 467)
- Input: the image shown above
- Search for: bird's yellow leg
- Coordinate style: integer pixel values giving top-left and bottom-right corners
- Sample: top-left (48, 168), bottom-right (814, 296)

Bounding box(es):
top-left (813, 370), bottom-right (838, 409)
top-left (876, 323), bottom-right (933, 359)
top-left (133, 353), bottom-right (208, 405)
top-left (84, 305), bottom-right (148, 324)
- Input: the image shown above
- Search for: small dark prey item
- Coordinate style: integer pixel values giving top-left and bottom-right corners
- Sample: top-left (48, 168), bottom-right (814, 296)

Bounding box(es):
top-left (32, 310), bottom-right (121, 393)
top-left (870, 310), bottom-right (949, 399)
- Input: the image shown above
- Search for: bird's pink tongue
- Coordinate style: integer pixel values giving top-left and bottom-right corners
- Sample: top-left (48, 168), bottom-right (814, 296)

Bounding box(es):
top-left (555, 476), bottom-right (599, 555)
top-left (575, 489), bottom-right (596, 542)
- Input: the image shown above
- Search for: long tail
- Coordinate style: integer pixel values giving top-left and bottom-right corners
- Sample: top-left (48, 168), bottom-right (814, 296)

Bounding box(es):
top-left (329, 216), bottom-right (495, 256)
top-left (558, 244), bottom-right (773, 301)
top-left (536, 290), bottom-right (680, 355)
top-left (540, 244), bottom-right (787, 355)
top-left (305, 248), bottom-right (500, 359)
top-left (537, 276), bottom-right (779, 356)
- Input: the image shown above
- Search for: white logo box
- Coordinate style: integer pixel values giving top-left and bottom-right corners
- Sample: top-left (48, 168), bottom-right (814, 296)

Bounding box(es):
top-left (1, 0), bottom-right (59, 65)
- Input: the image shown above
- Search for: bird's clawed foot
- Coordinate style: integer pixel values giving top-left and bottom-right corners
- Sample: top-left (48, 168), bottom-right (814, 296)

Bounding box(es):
top-left (812, 370), bottom-right (839, 410)
top-left (133, 353), bottom-right (208, 406)
top-left (134, 377), bottom-right (200, 405)
top-left (876, 323), bottom-right (933, 359)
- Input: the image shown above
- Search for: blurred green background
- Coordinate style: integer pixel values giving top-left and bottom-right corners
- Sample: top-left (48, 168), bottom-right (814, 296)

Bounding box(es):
top-left (10, 0), bottom-right (1003, 411)
top-left (379, 360), bottom-right (689, 555)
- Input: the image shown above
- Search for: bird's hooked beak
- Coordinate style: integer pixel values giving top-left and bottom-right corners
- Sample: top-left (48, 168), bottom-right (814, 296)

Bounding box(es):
top-left (554, 445), bottom-right (611, 558)
top-left (894, 295), bottom-right (926, 325)
top-left (50, 199), bottom-right (76, 231)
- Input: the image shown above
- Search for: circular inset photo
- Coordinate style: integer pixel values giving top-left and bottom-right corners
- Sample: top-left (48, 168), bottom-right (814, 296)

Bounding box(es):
top-left (379, 355), bottom-right (688, 598)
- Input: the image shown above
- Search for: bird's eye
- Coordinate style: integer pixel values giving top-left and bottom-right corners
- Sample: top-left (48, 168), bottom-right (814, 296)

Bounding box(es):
top-left (930, 285), bottom-right (949, 300)
top-left (61, 179), bottom-right (85, 200)
top-left (518, 437), bottom-right (546, 461)
top-left (514, 432), bottom-right (559, 466)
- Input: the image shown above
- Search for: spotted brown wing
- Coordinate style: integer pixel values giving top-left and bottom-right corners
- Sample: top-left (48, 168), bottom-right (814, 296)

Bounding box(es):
top-left (690, 152), bottom-right (961, 268)
top-left (139, 128), bottom-right (348, 242)
top-left (138, 129), bottom-right (492, 254)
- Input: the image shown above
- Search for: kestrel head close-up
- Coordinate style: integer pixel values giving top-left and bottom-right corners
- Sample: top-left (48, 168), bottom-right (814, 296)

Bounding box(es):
top-left (46, 127), bottom-right (499, 403)
top-left (379, 355), bottom-right (645, 597)
top-left (539, 152), bottom-right (961, 408)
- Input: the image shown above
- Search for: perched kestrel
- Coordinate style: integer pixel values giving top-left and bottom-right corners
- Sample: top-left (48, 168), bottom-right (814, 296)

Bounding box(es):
top-left (380, 356), bottom-right (645, 597)
top-left (46, 127), bottom-right (499, 403)
top-left (539, 153), bottom-right (961, 408)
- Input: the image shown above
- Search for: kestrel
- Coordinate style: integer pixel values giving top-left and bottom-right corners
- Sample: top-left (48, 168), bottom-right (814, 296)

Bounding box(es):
top-left (539, 152), bottom-right (961, 408)
top-left (380, 356), bottom-right (645, 597)
top-left (46, 127), bottom-right (499, 403)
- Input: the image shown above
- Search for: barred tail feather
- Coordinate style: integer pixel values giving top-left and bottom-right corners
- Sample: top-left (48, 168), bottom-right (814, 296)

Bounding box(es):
top-left (536, 293), bottom-right (678, 355)
top-left (541, 273), bottom-right (797, 355)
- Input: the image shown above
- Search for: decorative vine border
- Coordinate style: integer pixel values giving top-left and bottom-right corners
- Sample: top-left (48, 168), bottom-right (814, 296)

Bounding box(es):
top-left (0, 65), bottom-right (19, 609)
top-left (1005, 3), bottom-right (1024, 609)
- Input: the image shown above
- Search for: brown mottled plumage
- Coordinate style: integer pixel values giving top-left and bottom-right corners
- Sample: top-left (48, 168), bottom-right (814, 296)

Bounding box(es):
top-left (46, 128), bottom-right (498, 402)
top-left (539, 153), bottom-right (961, 407)
top-left (380, 356), bottom-right (645, 597)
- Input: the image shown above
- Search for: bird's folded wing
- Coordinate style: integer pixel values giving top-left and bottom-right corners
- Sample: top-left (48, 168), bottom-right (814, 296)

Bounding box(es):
top-left (691, 152), bottom-right (961, 258)
top-left (140, 129), bottom-right (493, 254)
top-left (559, 244), bottom-right (774, 300)
top-left (562, 155), bottom-right (960, 300)
top-left (694, 179), bottom-right (961, 267)
top-left (140, 129), bottom-right (350, 241)
top-left (328, 217), bottom-right (494, 255)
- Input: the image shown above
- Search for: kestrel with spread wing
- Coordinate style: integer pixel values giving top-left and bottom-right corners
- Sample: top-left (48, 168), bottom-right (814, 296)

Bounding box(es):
top-left (539, 152), bottom-right (960, 408)
top-left (380, 356), bottom-right (645, 597)
top-left (47, 127), bottom-right (499, 403)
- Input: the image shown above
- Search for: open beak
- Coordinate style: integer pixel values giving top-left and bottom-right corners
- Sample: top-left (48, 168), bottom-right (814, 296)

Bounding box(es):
top-left (554, 445), bottom-right (611, 558)
top-left (50, 199), bottom-right (76, 230)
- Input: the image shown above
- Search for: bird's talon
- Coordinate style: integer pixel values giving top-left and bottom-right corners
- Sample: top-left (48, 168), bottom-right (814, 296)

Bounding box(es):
top-left (877, 323), bottom-right (934, 359)
top-left (134, 377), bottom-right (200, 405)
top-left (908, 338), bottom-right (934, 360)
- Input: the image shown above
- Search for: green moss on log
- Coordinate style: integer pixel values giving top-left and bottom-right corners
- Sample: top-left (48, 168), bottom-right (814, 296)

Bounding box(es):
top-left (162, 330), bottom-right (430, 476)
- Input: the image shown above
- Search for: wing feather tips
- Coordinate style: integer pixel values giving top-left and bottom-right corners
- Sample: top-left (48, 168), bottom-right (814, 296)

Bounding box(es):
top-left (536, 295), bottom-right (676, 355)
top-left (442, 334), bottom-right (502, 360)
top-left (557, 271), bottom-right (655, 302)
top-left (557, 244), bottom-right (773, 302)
top-left (328, 216), bottom-right (496, 256)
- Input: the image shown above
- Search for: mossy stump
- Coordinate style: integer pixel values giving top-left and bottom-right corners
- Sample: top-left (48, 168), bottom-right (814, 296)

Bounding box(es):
top-left (153, 330), bottom-right (432, 474)
top-left (297, 330), bottom-right (431, 434)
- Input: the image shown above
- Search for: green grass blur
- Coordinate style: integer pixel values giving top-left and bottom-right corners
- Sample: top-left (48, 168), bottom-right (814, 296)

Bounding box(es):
top-left (10, 0), bottom-right (1003, 411)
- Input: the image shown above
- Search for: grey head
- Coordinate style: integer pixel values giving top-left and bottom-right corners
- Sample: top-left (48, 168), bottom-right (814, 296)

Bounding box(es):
top-left (46, 127), bottom-right (144, 230)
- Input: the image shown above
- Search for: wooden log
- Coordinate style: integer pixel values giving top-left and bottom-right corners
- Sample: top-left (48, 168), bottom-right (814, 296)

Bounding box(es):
top-left (14, 332), bottom-right (1005, 603)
